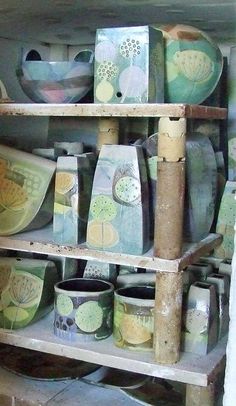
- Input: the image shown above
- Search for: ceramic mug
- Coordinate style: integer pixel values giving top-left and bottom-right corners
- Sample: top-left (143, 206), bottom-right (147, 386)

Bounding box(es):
top-left (113, 286), bottom-right (155, 351)
top-left (54, 278), bottom-right (114, 342)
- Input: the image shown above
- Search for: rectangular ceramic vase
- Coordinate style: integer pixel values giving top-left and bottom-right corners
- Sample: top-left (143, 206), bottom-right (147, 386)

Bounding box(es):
top-left (94, 25), bottom-right (164, 103)
top-left (53, 153), bottom-right (95, 245)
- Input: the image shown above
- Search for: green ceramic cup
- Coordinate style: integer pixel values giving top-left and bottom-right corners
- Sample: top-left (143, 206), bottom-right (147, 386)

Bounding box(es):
top-left (113, 286), bottom-right (155, 351)
top-left (54, 278), bottom-right (114, 342)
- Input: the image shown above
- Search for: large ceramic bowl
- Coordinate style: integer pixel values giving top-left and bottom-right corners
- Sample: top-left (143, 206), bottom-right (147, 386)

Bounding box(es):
top-left (0, 257), bottom-right (60, 329)
top-left (157, 24), bottom-right (223, 104)
top-left (16, 50), bottom-right (94, 103)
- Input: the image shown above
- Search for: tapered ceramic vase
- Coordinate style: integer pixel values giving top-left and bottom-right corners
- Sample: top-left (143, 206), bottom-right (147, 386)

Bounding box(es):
top-left (53, 153), bottom-right (95, 245)
top-left (182, 281), bottom-right (218, 355)
top-left (86, 145), bottom-right (150, 255)
top-left (206, 273), bottom-right (230, 339)
top-left (83, 261), bottom-right (117, 284)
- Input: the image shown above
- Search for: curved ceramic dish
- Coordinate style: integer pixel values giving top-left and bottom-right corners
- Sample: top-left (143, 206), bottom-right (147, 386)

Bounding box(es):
top-left (0, 145), bottom-right (55, 235)
top-left (157, 24), bottom-right (223, 104)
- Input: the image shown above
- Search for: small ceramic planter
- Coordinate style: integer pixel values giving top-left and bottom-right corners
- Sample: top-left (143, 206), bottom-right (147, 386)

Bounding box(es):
top-left (54, 278), bottom-right (114, 342)
top-left (219, 259), bottom-right (232, 278)
top-left (182, 281), bottom-right (218, 355)
top-left (113, 286), bottom-right (155, 351)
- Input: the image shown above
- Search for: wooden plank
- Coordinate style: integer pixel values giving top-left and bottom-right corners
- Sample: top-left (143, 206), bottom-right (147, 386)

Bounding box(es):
top-left (0, 313), bottom-right (227, 387)
top-left (0, 103), bottom-right (227, 119)
top-left (0, 227), bottom-right (222, 272)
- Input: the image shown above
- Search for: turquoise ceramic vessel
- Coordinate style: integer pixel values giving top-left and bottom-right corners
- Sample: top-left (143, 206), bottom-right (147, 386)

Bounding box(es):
top-left (157, 24), bottom-right (223, 104)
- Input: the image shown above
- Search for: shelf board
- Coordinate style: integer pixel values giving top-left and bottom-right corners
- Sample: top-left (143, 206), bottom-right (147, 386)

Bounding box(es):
top-left (0, 103), bottom-right (227, 119)
top-left (0, 312), bottom-right (226, 387)
top-left (0, 225), bottom-right (222, 272)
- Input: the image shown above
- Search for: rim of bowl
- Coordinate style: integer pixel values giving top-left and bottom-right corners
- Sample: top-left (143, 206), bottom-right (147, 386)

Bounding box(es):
top-left (55, 278), bottom-right (114, 297)
top-left (115, 285), bottom-right (155, 306)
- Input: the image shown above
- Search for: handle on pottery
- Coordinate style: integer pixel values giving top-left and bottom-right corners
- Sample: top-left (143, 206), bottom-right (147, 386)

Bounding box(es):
top-left (74, 49), bottom-right (94, 63)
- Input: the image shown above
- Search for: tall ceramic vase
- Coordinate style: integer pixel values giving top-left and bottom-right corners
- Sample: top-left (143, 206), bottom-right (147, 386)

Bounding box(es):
top-left (53, 153), bottom-right (95, 245)
top-left (228, 46), bottom-right (236, 181)
top-left (206, 273), bottom-right (230, 339)
top-left (86, 145), bottom-right (150, 255)
top-left (182, 281), bottom-right (218, 355)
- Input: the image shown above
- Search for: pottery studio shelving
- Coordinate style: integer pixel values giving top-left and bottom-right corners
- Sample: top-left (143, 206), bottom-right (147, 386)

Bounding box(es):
top-left (0, 102), bottom-right (228, 406)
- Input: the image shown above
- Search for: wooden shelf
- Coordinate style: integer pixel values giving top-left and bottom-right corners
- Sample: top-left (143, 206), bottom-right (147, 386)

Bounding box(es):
top-left (0, 103), bottom-right (227, 119)
top-left (0, 225), bottom-right (222, 272)
top-left (0, 312), bottom-right (226, 387)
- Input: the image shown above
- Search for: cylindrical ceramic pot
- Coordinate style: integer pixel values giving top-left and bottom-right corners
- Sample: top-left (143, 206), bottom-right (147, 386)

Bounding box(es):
top-left (54, 278), bottom-right (114, 342)
top-left (113, 286), bottom-right (155, 351)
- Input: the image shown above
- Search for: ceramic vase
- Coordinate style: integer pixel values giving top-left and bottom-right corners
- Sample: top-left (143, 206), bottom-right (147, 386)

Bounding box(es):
top-left (184, 134), bottom-right (217, 242)
top-left (86, 145), bottom-right (150, 255)
top-left (116, 273), bottom-right (155, 289)
top-left (113, 286), bottom-right (155, 351)
top-left (214, 181), bottom-right (236, 259)
top-left (53, 153), bottom-right (95, 245)
top-left (94, 25), bottom-right (164, 104)
top-left (0, 257), bottom-right (59, 329)
top-left (47, 256), bottom-right (78, 280)
top-left (83, 260), bottom-right (117, 284)
top-left (228, 46), bottom-right (236, 181)
top-left (219, 260), bottom-right (232, 279)
top-left (206, 273), bottom-right (230, 339)
top-left (54, 278), bottom-right (114, 342)
top-left (0, 145), bottom-right (55, 235)
top-left (182, 281), bottom-right (218, 355)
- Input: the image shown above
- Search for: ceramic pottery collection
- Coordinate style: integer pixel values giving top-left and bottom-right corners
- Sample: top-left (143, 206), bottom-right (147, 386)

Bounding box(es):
top-left (54, 278), bottom-right (114, 341)
top-left (113, 286), bottom-right (155, 351)
top-left (86, 144), bottom-right (150, 255)
top-left (157, 24), bottom-right (223, 104)
top-left (94, 25), bottom-right (164, 103)
top-left (0, 145), bottom-right (55, 235)
top-left (53, 153), bottom-right (95, 245)
top-left (0, 257), bottom-right (59, 330)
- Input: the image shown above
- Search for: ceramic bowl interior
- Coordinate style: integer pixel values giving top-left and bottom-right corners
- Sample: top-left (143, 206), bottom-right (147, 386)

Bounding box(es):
top-left (17, 50), bottom-right (94, 103)
top-left (55, 278), bottom-right (113, 293)
top-left (115, 286), bottom-right (155, 300)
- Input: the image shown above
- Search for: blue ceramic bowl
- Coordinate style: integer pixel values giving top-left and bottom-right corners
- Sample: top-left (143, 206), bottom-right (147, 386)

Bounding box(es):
top-left (17, 57), bottom-right (94, 103)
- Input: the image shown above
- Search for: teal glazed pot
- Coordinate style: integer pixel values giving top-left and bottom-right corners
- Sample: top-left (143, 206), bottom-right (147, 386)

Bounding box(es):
top-left (54, 278), bottom-right (114, 342)
top-left (113, 286), bottom-right (155, 351)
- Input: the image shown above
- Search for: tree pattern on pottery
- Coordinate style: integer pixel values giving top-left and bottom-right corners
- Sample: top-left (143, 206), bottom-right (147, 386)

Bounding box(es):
top-left (86, 145), bottom-right (150, 255)
top-left (158, 24), bottom-right (223, 104)
top-left (0, 145), bottom-right (55, 235)
top-left (214, 181), bottom-right (236, 259)
top-left (53, 154), bottom-right (95, 245)
top-left (0, 258), bottom-right (59, 329)
top-left (94, 26), bottom-right (164, 103)
top-left (54, 288), bottom-right (113, 342)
